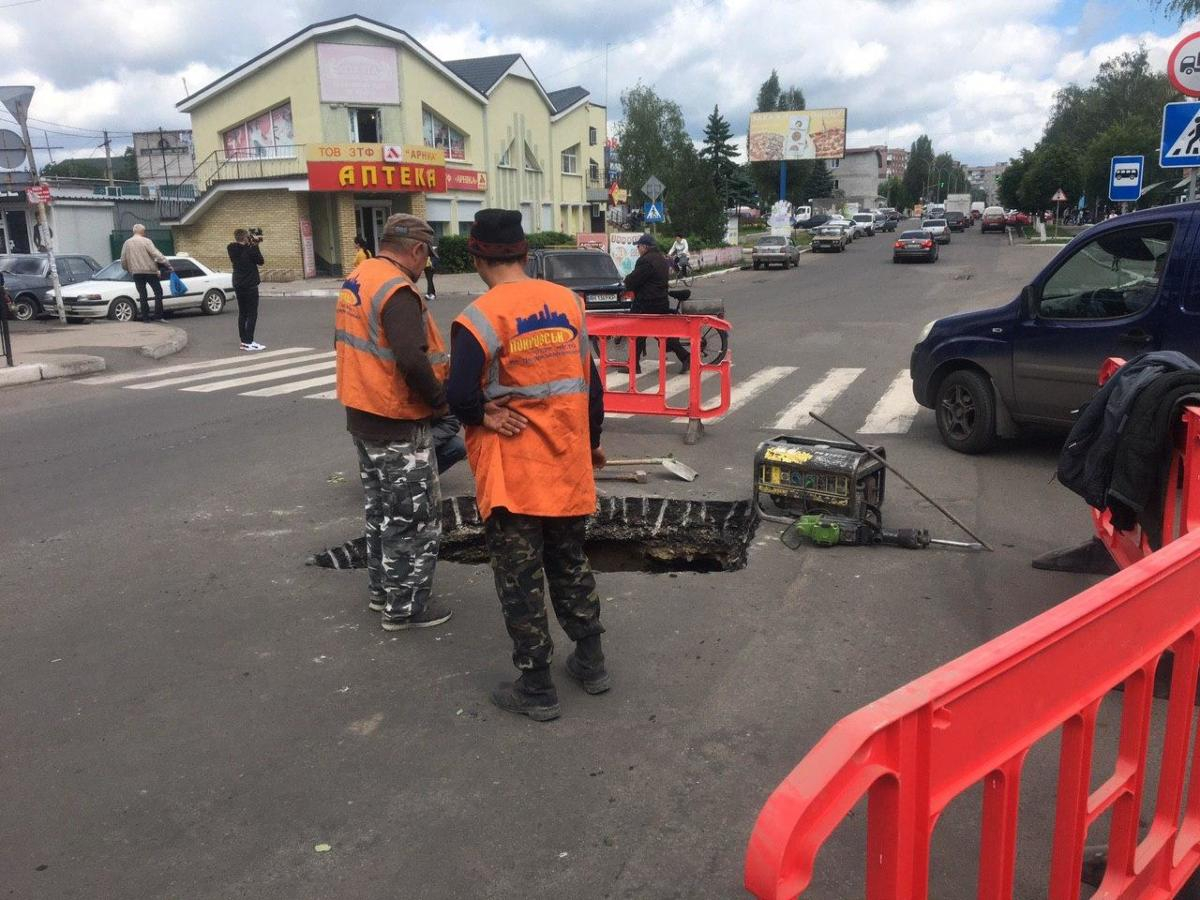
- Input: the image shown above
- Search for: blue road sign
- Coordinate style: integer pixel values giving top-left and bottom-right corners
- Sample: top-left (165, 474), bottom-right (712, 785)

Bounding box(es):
top-left (1160, 101), bottom-right (1200, 168)
top-left (643, 200), bottom-right (664, 223)
top-left (1109, 155), bottom-right (1144, 201)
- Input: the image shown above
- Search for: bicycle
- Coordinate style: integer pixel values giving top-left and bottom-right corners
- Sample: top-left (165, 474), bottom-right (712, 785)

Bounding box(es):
top-left (670, 254), bottom-right (695, 287)
top-left (590, 289), bottom-right (727, 366)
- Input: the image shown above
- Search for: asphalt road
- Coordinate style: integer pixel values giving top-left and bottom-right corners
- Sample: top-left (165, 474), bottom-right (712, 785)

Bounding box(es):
top-left (0, 227), bottom-right (1102, 898)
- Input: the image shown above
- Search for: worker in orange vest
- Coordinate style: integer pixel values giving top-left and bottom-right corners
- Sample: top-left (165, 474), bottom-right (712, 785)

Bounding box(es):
top-left (448, 209), bottom-right (608, 721)
top-left (335, 213), bottom-right (453, 632)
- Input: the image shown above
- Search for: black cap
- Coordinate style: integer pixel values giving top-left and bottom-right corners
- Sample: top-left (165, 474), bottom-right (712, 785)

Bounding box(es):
top-left (635, 233), bottom-right (657, 247)
top-left (469, 209), bottom-right (528, 259)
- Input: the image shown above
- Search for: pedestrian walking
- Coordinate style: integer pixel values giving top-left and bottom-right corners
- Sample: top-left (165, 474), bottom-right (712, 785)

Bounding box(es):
top-left (335, 213), bottom-right (453, 632)
top-left (625, 233), bottom-right (690, 373)
top-left (227, 229), bottom-right (265, 351)
top-left (353, 235), bottom-right (373, 267)
top-left (424, 249), bottom-right (437, 302)
top-left (448, 208), bottom-right (608, 722)
top-left (119, 224), bottom-right (169, 322)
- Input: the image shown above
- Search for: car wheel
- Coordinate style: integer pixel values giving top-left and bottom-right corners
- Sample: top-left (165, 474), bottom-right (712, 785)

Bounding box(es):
top-left (936, 369), bottom-right (997, 454)
top-left (10, 293), bottom-right (37, 321)
top-left (200, 288), bottom-right (226, 315)
top-left (109, 297), bottom-right (136, 322)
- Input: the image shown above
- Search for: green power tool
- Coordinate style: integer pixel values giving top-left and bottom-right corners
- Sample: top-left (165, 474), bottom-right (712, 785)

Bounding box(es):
top-left (780, 514), bottom-right (977, 550)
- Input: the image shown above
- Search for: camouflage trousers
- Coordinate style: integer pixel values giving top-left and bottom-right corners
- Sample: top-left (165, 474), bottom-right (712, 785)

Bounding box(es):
top-left (353, 428), bottom-right (441, 620)
top-left (483, 509), bottom-right (604, 671)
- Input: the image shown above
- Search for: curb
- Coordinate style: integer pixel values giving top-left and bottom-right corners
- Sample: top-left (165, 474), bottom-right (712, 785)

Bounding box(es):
top-left (0, 355), bottom-right (106, 387)
top-left (142, 326), bottom-right (189, 359)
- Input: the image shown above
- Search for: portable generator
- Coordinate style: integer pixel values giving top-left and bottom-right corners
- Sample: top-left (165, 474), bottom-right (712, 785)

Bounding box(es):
top-left (753, 435), bottom-right (887, 526)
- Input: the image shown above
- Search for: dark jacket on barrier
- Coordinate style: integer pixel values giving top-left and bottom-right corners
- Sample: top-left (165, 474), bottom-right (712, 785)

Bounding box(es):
top-left (1057, 351), bottom-right (1199, 509)
top-left (1107, 371), bottom-right (1200, 546)
top-left (624, 247), bottom-right (670, 312)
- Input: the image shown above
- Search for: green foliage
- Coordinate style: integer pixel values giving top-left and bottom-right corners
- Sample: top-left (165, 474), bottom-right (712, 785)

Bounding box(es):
top-left (879, 176), bottom-right (912, 210)
top-left (700, 105), bottom-right (740, 205)
top-left (1155, 0), bottom-right (1200, 19)
top-left (997, 152), bottom-right (1030, 209)
top-left (756, 71), bottom-right (781, 114)
top-left (435, 235), bottom-right (471, 273)
top-left (903, 135), bottom-right (934, 205)
top-left (800, 162), bottom-right (833, 202)
top-left (749, 70), bottom-right (815, 206)
top-left (1017, 144), bottom-right (1081, 209)
top-left (526, 231), bottom-right (575, 249)
top-left (42, 146), bottom-right (138, 183)
top-left (727, 164), bottom-right (759, 207)
top-left (618, 82), bottom-right (725, 242)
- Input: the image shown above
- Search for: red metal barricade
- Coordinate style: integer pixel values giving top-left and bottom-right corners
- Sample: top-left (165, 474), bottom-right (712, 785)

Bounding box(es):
top-left (744, 358), bottom-right (1200, 899)
top-left (587, 313), bottom-right (731, 444)
top-left (1092, 357), bottom-right (1200, 569)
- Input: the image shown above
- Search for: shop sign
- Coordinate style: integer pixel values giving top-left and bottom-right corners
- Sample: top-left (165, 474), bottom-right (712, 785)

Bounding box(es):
top-left (307, 143), bottom-right (383, 162)
top-left (299, 217), bottom-right (316, 279)
top-left (444, 169), bottom-right (488, 192)
top-left (306, 161), bottom-right (447, 193)
top-left (576, 232), bottom-right (607, 251)
top-left (382, 144), bottom-right (445, 165)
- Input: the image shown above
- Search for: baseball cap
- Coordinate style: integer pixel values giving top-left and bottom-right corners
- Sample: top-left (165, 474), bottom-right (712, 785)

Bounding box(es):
top-left (380, 213), bottom-right (435, 247)
top-left (635, 233), bottom-right (657, 247)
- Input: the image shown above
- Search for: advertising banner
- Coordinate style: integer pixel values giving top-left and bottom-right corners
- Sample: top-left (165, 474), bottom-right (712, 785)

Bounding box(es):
top-left (299, 217), bottom-right (316, 278)
top-left (444, 169), bottom-right (488, 192)
top-left (608, 232), bottom-right (642, 278)
top-left (317, 43), bottom-right (400, 104)
top-left (383, 144), bottom-right (444, 165)
top-left (306, 161), bottom-right (447, 192)
top-left (576, 232), bottom-right (608, 251)
top-left (748, 108), bottom-right (847, 161)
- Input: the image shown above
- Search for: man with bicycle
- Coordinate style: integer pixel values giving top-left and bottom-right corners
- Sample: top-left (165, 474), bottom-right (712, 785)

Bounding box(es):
top-left (624, 233), bottom-right (690, 374)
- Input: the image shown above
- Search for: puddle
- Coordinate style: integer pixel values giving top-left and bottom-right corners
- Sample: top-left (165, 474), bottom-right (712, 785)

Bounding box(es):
top-left (308, 495), bottom-right (759, 574)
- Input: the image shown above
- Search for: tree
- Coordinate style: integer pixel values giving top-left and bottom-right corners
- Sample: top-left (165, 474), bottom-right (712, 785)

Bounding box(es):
top-left (727, 163), bottom-right (759, 208)
top-left (1017, 144), bottom-right (1081, 210)
top-left (879, 176), bottom-right (912, 211)
top-left (700, 105), bottom-right (739, 205)
top-left (800, 162), bottom-right (833, 202)
top-left (777, 87), bottom-right (805, 111)
top-left (997, 151), bottom-right (1030, 209)
top-left (903, 134), bottom-right (934, 204)
top-left (42, 147), bottom-right (137, 183)
top-left (755, 71), bottom-right (781, 116)
top-left (750, 71), bottom-right (812, 206)
top-left (617, 82), bottom-right (724, 240)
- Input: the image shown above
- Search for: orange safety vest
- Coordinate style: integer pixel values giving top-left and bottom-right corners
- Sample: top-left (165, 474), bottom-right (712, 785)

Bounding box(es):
top-left (335, 257), bottom-right (448, 420)
top-left (454, 280), bottom-right (595, 520)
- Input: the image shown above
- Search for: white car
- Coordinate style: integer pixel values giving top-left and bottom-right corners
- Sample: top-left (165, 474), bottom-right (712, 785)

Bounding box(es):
top-left (825, 217), bottom-right (857, 241)
top-left (56, 256), bottom-right (234, 321)
top-left (920, 219), bottom-right (951, 244)
top-left (851, 213), bottom-right (877, 236)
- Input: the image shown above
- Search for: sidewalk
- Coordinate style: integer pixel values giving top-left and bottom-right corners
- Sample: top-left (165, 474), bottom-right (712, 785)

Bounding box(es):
top-left (0, 321), bottom-right (188, 388)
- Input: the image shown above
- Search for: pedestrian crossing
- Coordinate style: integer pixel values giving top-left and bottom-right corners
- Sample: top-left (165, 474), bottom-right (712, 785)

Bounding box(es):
top-left (80, 346), bottom-right (930, 435)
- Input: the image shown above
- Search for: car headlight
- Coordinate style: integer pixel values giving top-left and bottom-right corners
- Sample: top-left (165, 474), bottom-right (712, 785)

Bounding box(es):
top-left (918, 319), bottom-right (938, 343)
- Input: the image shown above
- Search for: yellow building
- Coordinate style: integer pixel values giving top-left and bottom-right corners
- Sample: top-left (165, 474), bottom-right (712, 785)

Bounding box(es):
top-left (168, 14), bottom-right (608, 280)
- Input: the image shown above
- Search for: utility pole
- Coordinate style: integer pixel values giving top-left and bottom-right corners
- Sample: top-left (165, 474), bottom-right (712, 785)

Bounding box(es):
top-left (42, 130), bottom-right (55, 165)
top-left (0, 86), bottom-right (64, 324)
top-left (102, 129), bottom-right (114, 186)
top-left (158, 127), bottom-right (171, 190)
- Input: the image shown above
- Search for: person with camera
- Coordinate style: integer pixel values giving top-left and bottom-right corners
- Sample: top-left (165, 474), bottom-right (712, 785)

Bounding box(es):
top-left (228, 228), bottom-right (266, 351)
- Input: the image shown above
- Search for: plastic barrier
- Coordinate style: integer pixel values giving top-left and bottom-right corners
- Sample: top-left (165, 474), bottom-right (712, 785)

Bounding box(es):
top-left (1092, 357), bottom-right (1200, 569)
top-left (744, 357), bottom-right (1200, 899)
top-left (587, 313), bottom-right (731, 444)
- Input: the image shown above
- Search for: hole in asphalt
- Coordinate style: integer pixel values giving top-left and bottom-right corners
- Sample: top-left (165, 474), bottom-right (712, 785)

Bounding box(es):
top-left (308, 495), bottom-right (759, 574)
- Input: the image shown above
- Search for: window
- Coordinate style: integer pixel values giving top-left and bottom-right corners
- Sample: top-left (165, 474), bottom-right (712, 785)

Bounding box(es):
top-left (588, 159), bottom-right (600, 181)
top-left (561, 144), bottom-right (579, 175)
top-left (830, 159), bottom-right (840, 169)
top-left (1037, 223), bottom-right (1174, 320)
top-left (349, 107), bottom-right (380, 143)
top-left (422, 109), bottom-right (465, 161)
top-left (498, 140), bottom-right (514, 168)
top-left (833, 179), bottom-right (839, 190)
top-left (170, 260), bottom-right (206, 279)
top-left (524, 143), bottom-right (541, 172)
top-left (589, 126), bottom-right (597, 146)
top-left (222, 102), bottom-right (294, 159)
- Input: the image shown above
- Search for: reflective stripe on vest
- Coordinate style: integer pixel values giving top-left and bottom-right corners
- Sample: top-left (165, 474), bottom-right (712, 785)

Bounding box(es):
top-left (367, 276), bottom-right (410, 347)
top-left (462, 300), bottom-right (588, 400)
top-left (335, 328), bottom-right (395, 361)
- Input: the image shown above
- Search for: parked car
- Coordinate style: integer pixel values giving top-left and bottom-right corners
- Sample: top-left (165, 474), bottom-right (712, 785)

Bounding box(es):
top-left (825, 217), bottom-right (856, 241)
top-left (0, 253), bottom-right (102, 321)
top-left (911, 204), bottom-right (1191, 453)
top-left (810, 225), bottom-right (850, 252)
top-left (58, 256), bottom-right (233, 322)
top-left (1006, 210), bottom-right (1032, 227)
top-left (878, 217), bottom-right (898, 232)
top-left (892, 230), bottom-right (938, 264)
top-left (525, 248), bottom-right (628, 312)
top-left (795, 213), bottom-right (830, 230)
top-left (944, 211), bottom-right (968, 232)
top-left (920, 218), bottom-right (951, 244)
top-left (752, 235), bottom-right (801, 269)
top-left (980, 205), bottom-right (1007, 233)
top-left (851, 213), bottom-right (877, 236)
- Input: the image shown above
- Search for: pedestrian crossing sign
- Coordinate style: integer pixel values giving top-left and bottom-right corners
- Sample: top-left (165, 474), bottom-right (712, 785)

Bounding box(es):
top-left (1160, 101), bottom-right (1200, 168)
top-left (643, 200), bottom-right (665, 223)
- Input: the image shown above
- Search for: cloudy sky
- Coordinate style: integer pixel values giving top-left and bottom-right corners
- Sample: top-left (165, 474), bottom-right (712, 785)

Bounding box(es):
top-left (1, 0), bottom-right (1195, 167)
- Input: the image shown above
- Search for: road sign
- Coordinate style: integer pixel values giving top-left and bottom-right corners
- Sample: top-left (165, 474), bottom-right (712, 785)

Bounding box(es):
top-left (1109, 155), bottom-right (1144, 201)
top-left (0, 129), bottom-right (23, 169)
top-left (1169, 30), bottom-right (1200, 97)
top-left (25, 184), bottom-right (49, 205)
top-left (643, 199), bottom-right (664, 223)
top-left (641, 175), bottom-right (664, 199)
top-left (1050, 188), bottom-right (1067, 202)
top-left (1160, 101), bottom-right (1200, 168)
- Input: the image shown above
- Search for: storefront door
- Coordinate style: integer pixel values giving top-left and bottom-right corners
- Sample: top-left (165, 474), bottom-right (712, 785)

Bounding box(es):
top-left (4, 210), bottom-right (29, 253)
top-left (354, 205), bottom-right (390, 253)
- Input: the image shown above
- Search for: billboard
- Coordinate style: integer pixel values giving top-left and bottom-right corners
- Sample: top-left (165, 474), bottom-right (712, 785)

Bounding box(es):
top-left (748, 108), bottom-right (847, 161)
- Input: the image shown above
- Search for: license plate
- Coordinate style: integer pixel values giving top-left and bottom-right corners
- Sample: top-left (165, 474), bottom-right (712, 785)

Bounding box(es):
top-left (590, 293), bottom-right (618, 303)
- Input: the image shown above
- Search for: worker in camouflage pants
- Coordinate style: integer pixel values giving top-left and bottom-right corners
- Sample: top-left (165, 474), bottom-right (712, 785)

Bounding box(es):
top-left (483, 510), bottom-right (604, 674)
top-left (354, 430), bottom-right (441, 621)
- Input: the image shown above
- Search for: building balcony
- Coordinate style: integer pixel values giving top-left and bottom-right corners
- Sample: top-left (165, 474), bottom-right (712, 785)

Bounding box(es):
top-left (159, 145), bottom-right (310, 222)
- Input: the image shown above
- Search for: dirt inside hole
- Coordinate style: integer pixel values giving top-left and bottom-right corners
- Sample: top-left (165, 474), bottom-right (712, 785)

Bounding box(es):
top-left (309, 495), bottom-right (758, 574)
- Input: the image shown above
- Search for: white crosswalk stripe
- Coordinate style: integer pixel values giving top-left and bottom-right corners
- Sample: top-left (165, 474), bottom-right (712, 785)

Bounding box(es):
top-left (773, 367), bottom-right (865, 429)
top-left (859, 370), bottom-right (922, 433)
top-left (82, 347), bottom-right (930, 436)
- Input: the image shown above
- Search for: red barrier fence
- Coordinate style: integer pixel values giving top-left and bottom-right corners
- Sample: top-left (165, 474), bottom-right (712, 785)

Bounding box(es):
top-left (1092, 357), bottom-right (1200, 569)
top-left (587, 313), bottom-right (731, 444)
top-left (744, 359), bottom-right (1200, 899)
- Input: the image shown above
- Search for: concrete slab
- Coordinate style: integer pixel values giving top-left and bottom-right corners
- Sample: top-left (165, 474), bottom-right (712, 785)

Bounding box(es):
top-left (0, 353), bottom-right (105, 386)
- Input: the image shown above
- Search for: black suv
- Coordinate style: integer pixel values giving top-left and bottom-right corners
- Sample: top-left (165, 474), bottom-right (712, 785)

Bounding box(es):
top-left (943, 211), bottom-right (968, 232)
top-left (1, 253), bottom-right (102, 320)
top-left (525, 249), bottom-right (628, 312)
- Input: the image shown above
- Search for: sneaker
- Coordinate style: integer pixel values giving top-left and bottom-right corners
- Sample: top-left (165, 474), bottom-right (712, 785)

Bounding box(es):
top-left (380, 601), bottom-right (453, 631)
top-left (368, 597), bottom-right (386, 612)
top-left (426, 293), bottom-right (436, 302)
top-left (566, 651), bottom-right (611, 694)
top-left (239, 342), bottom-right (252, 351)
top-left (490, 675), bottom-right (561, 721)
top-left (249, 341), bottom-right (266, 351)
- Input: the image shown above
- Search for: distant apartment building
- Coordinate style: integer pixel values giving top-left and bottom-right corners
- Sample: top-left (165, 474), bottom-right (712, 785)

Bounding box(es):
top-left (967, 162), bottom-right (1008, 204)
top-left (133, 130), bottom-right (196, 190)
top-left (884, 147), bottom-right (908, 179)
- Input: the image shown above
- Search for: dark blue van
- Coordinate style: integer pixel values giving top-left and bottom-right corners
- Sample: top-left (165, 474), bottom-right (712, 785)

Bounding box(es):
top-left (910, 202), bottom-right (1196, 452)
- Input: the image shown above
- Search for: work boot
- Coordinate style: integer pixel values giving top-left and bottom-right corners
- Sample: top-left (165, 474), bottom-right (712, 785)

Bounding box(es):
top-left (566, 635), bottom-right (610, 694)
top-left (490, 669), bottom-right (561, 721)
top-left (381, 601), bottom-right (453, 631)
